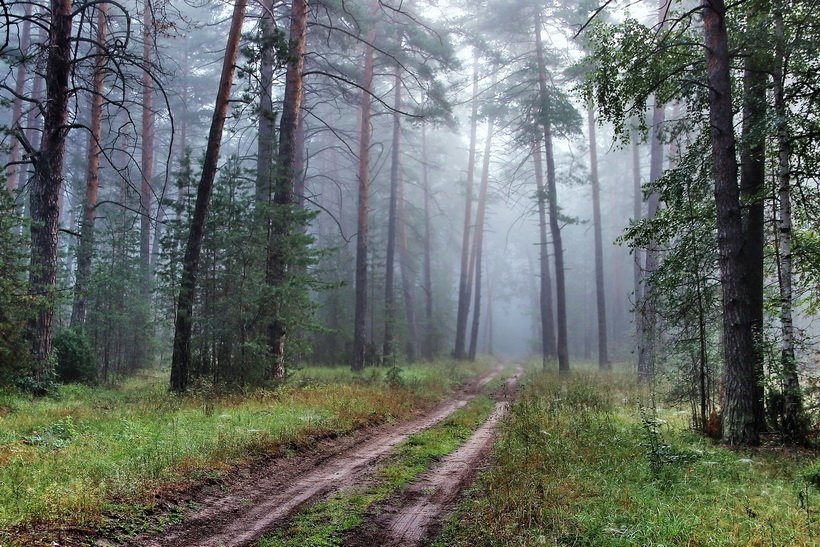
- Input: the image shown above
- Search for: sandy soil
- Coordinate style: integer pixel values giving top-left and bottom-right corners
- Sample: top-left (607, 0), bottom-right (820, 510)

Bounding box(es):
top-left (125, 365), bottom-right (503, 547)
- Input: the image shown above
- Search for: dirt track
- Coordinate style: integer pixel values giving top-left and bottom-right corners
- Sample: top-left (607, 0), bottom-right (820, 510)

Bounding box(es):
top-left (355, 367), bottom-right (522, 546)
top-left (129, 365), bottom-right (505, 547)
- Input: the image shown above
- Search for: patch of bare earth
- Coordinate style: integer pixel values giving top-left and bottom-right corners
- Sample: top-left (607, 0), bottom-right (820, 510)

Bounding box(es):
top-left (120, 366), bottom-right (503, 547)
top-left (350, 367), bottom-right (522, 547)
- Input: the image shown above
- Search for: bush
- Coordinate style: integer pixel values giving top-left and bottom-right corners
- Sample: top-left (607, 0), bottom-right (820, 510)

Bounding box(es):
top-left (54, 329), bottom-right (97, 384)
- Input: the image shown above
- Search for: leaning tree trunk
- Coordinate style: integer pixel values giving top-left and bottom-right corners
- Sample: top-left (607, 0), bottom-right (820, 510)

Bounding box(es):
top-left (535, 12), bottom-right (569, 373)
top-left (351, 2), bottom-right (377, 371)
top-left (467, 115), bottom-right (495, 361)
top-left (6, 3), bottom-right (32, 192)
top-left (773, 5), bottom-right (805, 445)
top-left (739, 4), bottom-right (767, 431)
top-left (383, 65), bottom-right (401, 364)
top-left (170, 0), bottom-right (248, 392)
top-left (421, 125), bottom-right (434, 360)
top-left (587, 106), bottom-right (610, 369)
top-left (71, 2), bottom-right (109, 328)
top-left (266, 0), bottom-right (309, 379)
top-left (702, 0), bottom-right (759, 445)
top-left (532, 138), bottom-right (556, 365)
top-left (28, 0), bottom-right (73, 381)
top-left (454, 55), bottom-right (479, 360)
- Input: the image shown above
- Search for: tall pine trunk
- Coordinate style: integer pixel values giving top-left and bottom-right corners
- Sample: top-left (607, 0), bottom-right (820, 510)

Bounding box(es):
top-left (773, 5), bottom-right (805, 444)
top-left (454, 55), bottom-right (479, 360)
top-left (383, 66), bottom-right (401, 363)
top-left (702, 0), bottom-right (759, 445)
top-left (587, 106), bottom-right (609, 369)
top-left (140, 0), bottom-right (154, 298)
top-left (71, 3), bottom-right (109, 328)
top-left (266, 0), bottom-right (309, 379)
top-left (739, 5), bottom-right (767, 430)
top-left (396, 158), bottom-right (418, 362)
top-left (256, 0), bottom-right (277, 206)
top-left (170, 0), bottom-right (248, 392)
top-left (28, 0), bottom-right (73, 380)
top-left (535, 12), bottom-right (569, 373)
top-left (467, 116), bottom-right (495, 361)
top-left (532, 139), bottom-right (556, 365)
top-left (352, 1), bottom-right (377, 371)
top-left (631, 125), bottom-right (643, 369)
top-left (421, 125), bottom-right (434, 360)
top-left (6, 3), bottom-right (32, 192)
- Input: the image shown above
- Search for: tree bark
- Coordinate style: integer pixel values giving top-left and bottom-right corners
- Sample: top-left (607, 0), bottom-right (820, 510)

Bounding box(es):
top-left (739, 4), bottom-right (767, 430)
top-left (383, 65), bottom-right (401, 363)
top-left (421, 124), bottom-right (434, 360)
top-left (71, 2), bottom-right (109, 328)
top-left (532, 139), bottom-right (556, 365)
top-left (6, 3), bottom-right (32, 193)
top-left (454, 54), bottom-right (479, 360)
top-left (396, 154), bottom-right (418, 362)
top-left (702, 0), bottom-right (759, 445)
top-left (170, 0), bottom-right (248, 392)
top-left (535, 12), bottom-right (569, 373)
top-left (631, 125), bottom-right (643, 369)
top-left (140, 0), bottom-right (155, 298)
top-left (587, 107), bottom-right (610, 369)
top-left (467, 116), bottom-right (495, 361)
top-left (27, 0), bottom-right (73, 380)
top-left (266, 0), bottom-right (309, 379)
top-left (256, 0), bottom-right (277, 206)
top-left (773, 5), bottom-right (805, 445)
top-left (351, 0), bottom-right (377, 371)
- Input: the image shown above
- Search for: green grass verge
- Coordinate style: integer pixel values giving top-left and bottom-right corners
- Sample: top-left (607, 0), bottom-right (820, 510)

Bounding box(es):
top-left (437, 370), bottom-right (819, 546)
top-left (0, 359), bottom-right (489, 539)
top-left (258, 394), bottom-right (497, 547)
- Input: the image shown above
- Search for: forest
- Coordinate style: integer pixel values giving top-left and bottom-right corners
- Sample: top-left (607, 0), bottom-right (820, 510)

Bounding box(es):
top-left (0, 0), bottom-right (818, 544)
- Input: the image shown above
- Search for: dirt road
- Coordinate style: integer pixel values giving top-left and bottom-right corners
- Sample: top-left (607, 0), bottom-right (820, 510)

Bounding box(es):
top-left (131, 365), bottom-right (509, 547)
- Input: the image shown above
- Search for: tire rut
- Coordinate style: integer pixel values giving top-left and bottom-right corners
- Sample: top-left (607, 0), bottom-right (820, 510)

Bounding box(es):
top-left (129, 365), bottom-right (503, 547)
top-left (355, 366), bottom-right (523, 546)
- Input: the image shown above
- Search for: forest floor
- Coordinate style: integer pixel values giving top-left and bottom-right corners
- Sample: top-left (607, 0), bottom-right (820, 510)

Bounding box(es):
top-left (3, 362), bottom-right (817, 546)
top-left (0, 359), bottom-right (495, 546)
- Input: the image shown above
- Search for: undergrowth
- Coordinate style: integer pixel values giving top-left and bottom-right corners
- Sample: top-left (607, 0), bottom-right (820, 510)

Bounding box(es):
top-left (0, 359), bottom-right (488, 541)
top-left (438, 370), bottom-right (819, 546)
top-left (258, 395), bottom-right (497, 546)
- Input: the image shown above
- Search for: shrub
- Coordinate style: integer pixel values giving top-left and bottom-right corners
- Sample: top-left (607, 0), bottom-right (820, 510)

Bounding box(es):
top-left (54, 329), bottom-right (97, 384)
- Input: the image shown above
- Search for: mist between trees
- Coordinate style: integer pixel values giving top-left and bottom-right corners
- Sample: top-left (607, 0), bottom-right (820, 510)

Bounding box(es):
top-left (1, 0), bottom-right (818, 446)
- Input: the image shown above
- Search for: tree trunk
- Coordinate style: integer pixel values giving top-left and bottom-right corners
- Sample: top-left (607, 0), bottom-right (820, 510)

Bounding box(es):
top-left (532, 139), bottom-right (556, 365)
top-left (351, 2), bottom-right (377, 371)
top-left (27, 0), bottom-right (73, 380)
top-left (140, 0), bottom-right (154, 298)
top-left (383, 65), bottom-right (401, 363)
top-left (396, 156), bottom-right (418, 362)
top-left (535, 12), bottom-right (569, 373)
top-left (587, 107), bottom-right (610, 369)
top-left (637, 101), bottom-right (665, 381)
top-left (6, 3), bottom-right (32, 192)
top-left (421, 124), bottom-right (434, 360)
top-left (266, 0), bottom-right (309, 379)
top-left (170, 0), bottom-right (248, 392)
top-left (71, 2), bottom-right (109, 328)
top-left (739, 5), bottom-right (767, 431)
top-left (256, 0), bottom-right (277, 206)
top-left (631, 125), bottom-right (643, 370)
top-left (454, 54), bottom-right (479, 360)
top-left (773, 5), bottom-right (805, 445)
top-left (467, 116), bottom-right (495, 361)
top-left (702, 0), bottom-right (759, 445)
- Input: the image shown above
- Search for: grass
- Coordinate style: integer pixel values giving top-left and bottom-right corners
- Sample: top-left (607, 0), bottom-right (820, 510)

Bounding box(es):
top-left (437, 369), bottom-right (819, 546)
top-left (259, 394), bottom-right (498, 546)
top-left (0, 359), bottom-right (489, 541)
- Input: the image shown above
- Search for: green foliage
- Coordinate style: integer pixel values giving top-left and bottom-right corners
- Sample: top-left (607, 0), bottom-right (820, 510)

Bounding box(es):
top-left (440, 371), bottom-right (818, 545)
top-left (53, 329), bottom-right (97, 385)
top-left (0, 182), bottom-right (32, 385)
